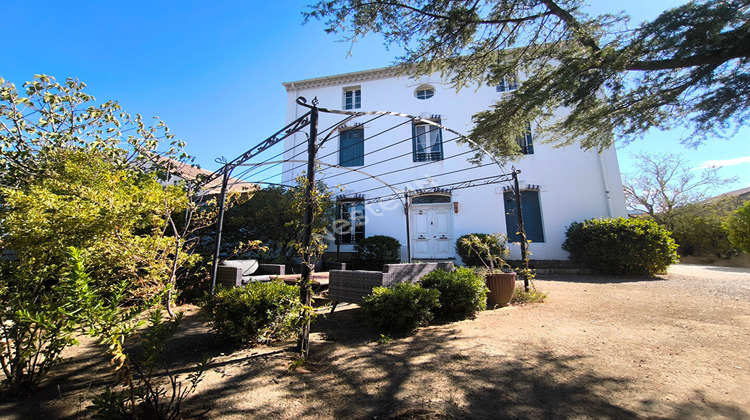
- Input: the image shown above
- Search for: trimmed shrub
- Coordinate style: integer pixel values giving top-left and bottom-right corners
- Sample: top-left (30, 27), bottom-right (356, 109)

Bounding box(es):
top-left (354, 235), bottom-right (401, 270)
top-left (724, 201), bottom-right (750, 254)
top-left (362, 283), bottom-right (439, 333)
top-left (510, 285), bottom-right (548, 305)
top-left (203, 281), bottom-right (305, 346)
top-left (419, 268), bottom-right (487, 321)
top-left (562, 218), bottom-right (678, 276)
top-left (456, 233), bottom-right (506, 267)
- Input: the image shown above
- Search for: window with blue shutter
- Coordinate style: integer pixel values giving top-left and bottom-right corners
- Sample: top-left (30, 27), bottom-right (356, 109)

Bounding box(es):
top-left (496, 73), bottom-right (519, 92)
top-left (412, 119), bottom-right (443, 162)
top-left (503, 190), bottom-right (544, 242)
top-left (339, 128), bottom-right (364, 167)
top-left (517, 124), bottom-right (534, 155)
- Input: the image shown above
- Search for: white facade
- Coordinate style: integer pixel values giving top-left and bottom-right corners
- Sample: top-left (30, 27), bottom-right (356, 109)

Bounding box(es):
top-left (281, 67), bottom-right (627, 262)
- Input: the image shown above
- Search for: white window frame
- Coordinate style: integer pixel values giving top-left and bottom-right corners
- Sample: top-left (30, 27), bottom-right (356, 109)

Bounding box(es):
top-left (343, 87), bottom-right (361, 110)
top-left (413, 121), bottom-right (443, 162)
top-left (496, 73), bottom-right (519, 92)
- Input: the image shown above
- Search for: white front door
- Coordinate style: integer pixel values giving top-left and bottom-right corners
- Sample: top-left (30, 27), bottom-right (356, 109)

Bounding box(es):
top-left (410, 203), bottom-right (454, 259)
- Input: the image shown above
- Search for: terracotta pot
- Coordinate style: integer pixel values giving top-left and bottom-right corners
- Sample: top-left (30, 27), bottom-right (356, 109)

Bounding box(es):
top-left (485, 272), bottom-right (517, 307)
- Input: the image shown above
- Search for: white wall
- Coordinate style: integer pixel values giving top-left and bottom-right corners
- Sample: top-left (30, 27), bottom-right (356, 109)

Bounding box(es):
top-left (282, 70), bottom-right (628, 261)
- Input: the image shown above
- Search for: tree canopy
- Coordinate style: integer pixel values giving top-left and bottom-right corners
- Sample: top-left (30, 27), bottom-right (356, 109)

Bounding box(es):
top-left (0, 75), bottom-right (188, 188)
top-left (622, 151), bottom-right (736, 224)
top-left (0, 75), bottom-right (204, 393)
top-left (305, 0), bottom-right (750, 158)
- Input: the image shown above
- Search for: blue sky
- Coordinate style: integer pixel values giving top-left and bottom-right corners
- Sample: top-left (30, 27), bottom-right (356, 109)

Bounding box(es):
top-left (1, 0), bottom-right (747, 195)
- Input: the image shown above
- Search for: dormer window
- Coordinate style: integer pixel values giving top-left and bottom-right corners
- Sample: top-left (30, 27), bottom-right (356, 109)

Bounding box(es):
top-left (496, 73), bottom-right (519, 92)
top-left (415, 85), bottom-right (435, 100)
top-left (344, 87), bottom-right (361, 110)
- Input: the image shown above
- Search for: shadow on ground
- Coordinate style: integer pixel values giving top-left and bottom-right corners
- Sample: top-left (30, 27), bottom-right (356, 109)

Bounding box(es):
top-left (535, 273), bottom-right (668, 284)
top-left (184, 307), bottom-right (748, 420)
top-left (3, 305), bottom-right (747, 420)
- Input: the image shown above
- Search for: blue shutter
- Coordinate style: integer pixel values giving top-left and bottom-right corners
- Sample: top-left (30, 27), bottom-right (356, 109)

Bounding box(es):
top-left (504, 191), bottom-right (544, 242)
top-left (340, 128), bottom-right (364, 167)
top-left (412, 122), bottom-right (418, 161)
top-left (434, 117), bottom-right (443, 160)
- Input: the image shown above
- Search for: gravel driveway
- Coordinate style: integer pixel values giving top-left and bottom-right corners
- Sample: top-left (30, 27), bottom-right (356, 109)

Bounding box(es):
top-left (2, 263), bottom-right (748, 419)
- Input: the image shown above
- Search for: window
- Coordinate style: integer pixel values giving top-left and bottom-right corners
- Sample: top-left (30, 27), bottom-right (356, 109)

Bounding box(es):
top-left (412, 120), bottom-right (443, 162)
top-left (336, 200), bottom-right (365, 244)
top-left (503, 190), bottom-right (544, 242)
top-left (496, 73), bottom-right (519, 92)
top-left (339, 128), bottom-right (364, 167)
top-left (411, 194), bottom-right (451, 204)
top-left (517, 124), bottom-right (533, 154)
top-left (344, 87), bottom-right (361, 110)
top-left (415, 85), bottom-right (435, 100)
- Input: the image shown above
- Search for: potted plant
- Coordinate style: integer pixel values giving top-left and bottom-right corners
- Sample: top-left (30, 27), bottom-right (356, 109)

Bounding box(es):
top-left (459, 233), bottom-right (516, 307)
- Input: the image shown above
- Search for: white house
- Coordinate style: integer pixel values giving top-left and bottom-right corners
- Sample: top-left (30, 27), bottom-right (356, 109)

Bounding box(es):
top-left (281, 66), bottom-right (627, 263)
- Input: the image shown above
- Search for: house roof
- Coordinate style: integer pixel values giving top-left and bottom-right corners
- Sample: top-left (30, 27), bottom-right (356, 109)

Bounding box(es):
top-left (282, 66), bottom-right (404, 91)
top-left (145, 154), bottom-right (257, 196)
top-left (715, 186), bottom-right (750, 200)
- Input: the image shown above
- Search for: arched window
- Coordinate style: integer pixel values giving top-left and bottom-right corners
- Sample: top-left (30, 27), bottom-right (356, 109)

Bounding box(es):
top-left (411, 194), bottom-right (451, 204)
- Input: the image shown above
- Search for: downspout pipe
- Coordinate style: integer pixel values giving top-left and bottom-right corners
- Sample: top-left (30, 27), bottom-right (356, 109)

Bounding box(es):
top-left (598, 152), bottom-right (614, 218)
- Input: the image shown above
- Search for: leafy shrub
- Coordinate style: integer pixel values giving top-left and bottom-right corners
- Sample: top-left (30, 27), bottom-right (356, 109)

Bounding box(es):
top-left (362, 283), bottom-right (439, 333)
top-left (562, 218), bottom-right (678, 276)
top-left (89, 310), bottom-right (209, 420)
top-left (668, 197), bottom-right (741, 257)
top-left (419, 268), bottom-right (487, 321)
top-left (354, 235), bottom-right (401, 270)
top-left (724, 201), bottom-right (750, 254)
top-left (0, 249), bottom-right (96, 394)
top-left (456, 233), bottom-right (507, 268)
top-left (510, 285), bottom-right (548, 305)
top-left (203, 281), bottom-right (306, 346)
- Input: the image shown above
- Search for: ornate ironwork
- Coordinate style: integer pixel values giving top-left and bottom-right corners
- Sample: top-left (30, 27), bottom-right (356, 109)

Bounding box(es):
top-left (198, 110), bottom-right (312, 186)
top-left (361, 172), bottom-right (515, 205)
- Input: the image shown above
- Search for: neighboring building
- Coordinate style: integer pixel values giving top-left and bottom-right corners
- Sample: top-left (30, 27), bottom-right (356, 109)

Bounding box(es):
top-left (146, 154), bottom-right (256, 199)
top-left (281, 66), bottom-right (627, 262)
top-left (712, 186), bottom-right (750, 202)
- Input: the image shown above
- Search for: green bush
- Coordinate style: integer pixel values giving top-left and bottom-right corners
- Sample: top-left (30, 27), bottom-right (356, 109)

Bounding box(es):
top-left (724, 201), bottom-right (750, 254)
top-left (419, 268), bottom-right (487, 321)
top-left (456, 233), bottom-right (506, 267)
top-left (362, 283), bottom-right (439, 333)
top-left (354, 235), bottom-right (401, 270)
top-left (203, 281), bottom-right (306, 346)
top-left (562, 218), bottom-right (678, 276)
top-left (510, 285), bottom-right (548, 305)
top-left (667, 197), bottom-right (741, 257)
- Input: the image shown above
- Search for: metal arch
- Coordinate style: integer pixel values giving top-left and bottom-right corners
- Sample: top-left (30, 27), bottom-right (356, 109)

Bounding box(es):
top-left (199, 110), bottom-right (312, 187)
top-left (293, 96), bottom-right (518, 181)
top-left (233, 159), bottom-right (406, 206)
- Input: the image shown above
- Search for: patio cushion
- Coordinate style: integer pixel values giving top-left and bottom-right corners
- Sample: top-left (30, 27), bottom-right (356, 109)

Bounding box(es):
top-left (221, 259), bottom-right (259, 276)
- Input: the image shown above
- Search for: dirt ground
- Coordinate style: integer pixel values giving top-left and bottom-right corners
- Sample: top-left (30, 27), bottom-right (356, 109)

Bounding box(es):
top-left (1, 264), bottom-right (749, 419)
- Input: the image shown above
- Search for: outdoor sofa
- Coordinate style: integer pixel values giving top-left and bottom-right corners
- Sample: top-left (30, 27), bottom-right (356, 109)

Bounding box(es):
top-left (216, 259), bottom-right (286, 287)
top-left (328, 262), bottom-right (454, 311)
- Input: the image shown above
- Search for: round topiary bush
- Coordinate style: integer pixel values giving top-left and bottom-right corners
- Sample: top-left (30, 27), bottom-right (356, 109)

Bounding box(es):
top-left (203, 281), bottom-right (306, 346)
top-left (419, 267), bottom-right (487, 321)
top-left (354, 235), bottom-right (401, 270)
top-left (562, 218), bottom-right (678, 276)
top-left (455, 233), bottom-right (507, 267)
top-left (361, 283), bottom-right (439, 333)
